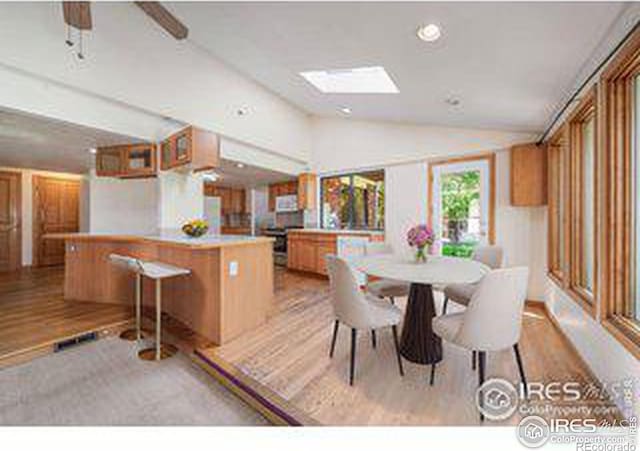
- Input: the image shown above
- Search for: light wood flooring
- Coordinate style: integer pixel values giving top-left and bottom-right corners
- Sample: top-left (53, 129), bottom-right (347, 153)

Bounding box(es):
top-left (198, 268), bottom-right (622, 426)
top-left (0, 266), bottom-right (132, 367)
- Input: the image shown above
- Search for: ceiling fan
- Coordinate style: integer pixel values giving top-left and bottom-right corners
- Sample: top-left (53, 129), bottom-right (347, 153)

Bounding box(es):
top-left (62, 1), bottom-right (189, 59)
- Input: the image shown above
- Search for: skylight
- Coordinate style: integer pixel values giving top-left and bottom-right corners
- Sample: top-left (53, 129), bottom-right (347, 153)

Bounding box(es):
top-left (299, 66), bottom-right (399, 94)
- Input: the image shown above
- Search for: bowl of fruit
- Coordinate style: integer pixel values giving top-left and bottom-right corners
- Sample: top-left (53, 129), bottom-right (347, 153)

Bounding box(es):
top-left (181, 219), bottom-right (209, 238)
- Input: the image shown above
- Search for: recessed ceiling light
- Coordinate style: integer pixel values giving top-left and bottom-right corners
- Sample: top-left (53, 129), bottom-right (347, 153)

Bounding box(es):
top-left (417, 24), bottom-right (441, 42)
top-left (300, 66), bottom-right (399, 94)
top-left (340, 107), bottom-right (352, 115)
top-left (236, 162), bottom-right (245, 168)
top-left (88, 148), bottom-right (97, 154)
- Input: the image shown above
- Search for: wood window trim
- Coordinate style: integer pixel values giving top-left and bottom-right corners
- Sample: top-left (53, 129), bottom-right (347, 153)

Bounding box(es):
top-left (547, 125), bottom-right (570, 284)
top-left (427, 152), bottom-right (496, 245)
top-left (600, 26), bottom-right (640, 359)
top-left (566, 88), bottom-right (598, 318)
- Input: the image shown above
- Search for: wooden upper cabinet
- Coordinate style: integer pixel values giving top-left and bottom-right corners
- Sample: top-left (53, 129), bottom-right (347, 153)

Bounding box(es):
top-left (160, 126), bottom-right (220, 172)
top-left (297, 173), bottom-right (317, 210)
top-left (510, 143), bottom-right (548, 206)
top-left (204, 184), bottom-right (245, 215)
top-left (121, 143), bottom-right (157, 178)
top-left (95, 146), bottom-right (124, 177)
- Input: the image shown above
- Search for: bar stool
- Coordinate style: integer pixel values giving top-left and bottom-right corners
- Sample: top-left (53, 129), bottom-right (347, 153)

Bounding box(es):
top-left (109, 254), bottom-right (190, 361)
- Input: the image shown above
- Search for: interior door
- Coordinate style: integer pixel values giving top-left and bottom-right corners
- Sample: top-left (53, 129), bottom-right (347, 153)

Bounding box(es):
top-left (0, 171), bottom-right (22, 272)
top-left (33, 176), bottom-right (80, 267)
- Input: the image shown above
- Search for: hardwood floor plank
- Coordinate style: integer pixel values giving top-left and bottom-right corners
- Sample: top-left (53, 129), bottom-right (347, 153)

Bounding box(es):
top-left (0, 266), bottom-right (132, 364)
top-left (199, 267), bottom-right (623, 426)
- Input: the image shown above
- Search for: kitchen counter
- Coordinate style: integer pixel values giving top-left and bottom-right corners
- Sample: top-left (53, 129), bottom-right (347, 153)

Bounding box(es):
top-left (287, 228), bottom-right (384, 237)
top-left (46, 230), bottom-right (272, 249)
top-left (48, 231), bottom-right (274, 345)
top-left (287, 228), bottom-right (384, 275)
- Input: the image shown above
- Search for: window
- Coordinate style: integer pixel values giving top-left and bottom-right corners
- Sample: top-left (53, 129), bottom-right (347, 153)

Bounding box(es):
top-left (568, 90), bottom-right (597, 314)
top-left (600, 28), bottom-right (640, 358)
top-left (547, 127), bottom-right (568, 282)
top-left (320, 170), bottom-right (384, 230)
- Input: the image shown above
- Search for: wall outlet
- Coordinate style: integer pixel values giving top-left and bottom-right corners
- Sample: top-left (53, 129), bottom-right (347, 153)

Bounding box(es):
top-left (229, 261), bottom-right (239, 277)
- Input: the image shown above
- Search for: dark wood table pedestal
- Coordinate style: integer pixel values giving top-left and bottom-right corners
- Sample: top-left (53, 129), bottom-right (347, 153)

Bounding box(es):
top-left (399, 283), bottom-right (443, 383)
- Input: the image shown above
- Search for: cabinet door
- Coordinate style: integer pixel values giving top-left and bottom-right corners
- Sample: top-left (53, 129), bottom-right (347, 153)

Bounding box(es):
top-left (96, 147), bottom-right (124, 177)
top-left (122, 144), bottom-right (156, 178)
top-left (174, 129), bottom-right (192, 165)
top-left (297, 239), bottom-right (318, 272)
top-left (160, 139), bottom-right (173, 170)
top-left (268, 185), bottom-right (276, 211)
top-left (287, 239), bottom-right (299, 269)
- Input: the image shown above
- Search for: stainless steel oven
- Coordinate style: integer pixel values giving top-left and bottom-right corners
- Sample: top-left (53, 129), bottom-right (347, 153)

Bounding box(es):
top-left (263, 226), bottom-right (301, 266)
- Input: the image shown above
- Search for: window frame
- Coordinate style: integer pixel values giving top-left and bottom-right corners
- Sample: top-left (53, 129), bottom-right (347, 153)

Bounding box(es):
top-left (547, 125), bottom-right (570, 286)
top-left (319, 170), bottom-right (385, 231)
top-left (600, 27), bottom-right (640, 359)
top-left (566, 89), bottom-right (598, 317)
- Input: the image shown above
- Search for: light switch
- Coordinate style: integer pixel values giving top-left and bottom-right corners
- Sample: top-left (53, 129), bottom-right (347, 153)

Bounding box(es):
top-left (229, 261), bottom-right (239, 277)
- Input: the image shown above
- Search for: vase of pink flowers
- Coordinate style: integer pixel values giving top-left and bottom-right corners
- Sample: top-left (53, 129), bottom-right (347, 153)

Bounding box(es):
top-left (407, 224), bottom-right (435, 263)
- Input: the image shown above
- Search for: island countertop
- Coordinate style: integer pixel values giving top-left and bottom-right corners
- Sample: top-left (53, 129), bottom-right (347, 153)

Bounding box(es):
top-left (45, 230), bottom-right (274, 249)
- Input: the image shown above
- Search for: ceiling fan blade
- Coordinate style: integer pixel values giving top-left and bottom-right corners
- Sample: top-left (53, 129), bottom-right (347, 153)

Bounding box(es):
top-left (62, 1), bottom-right (92, 30)
top-left (135, 2), bottom-right (188, 40)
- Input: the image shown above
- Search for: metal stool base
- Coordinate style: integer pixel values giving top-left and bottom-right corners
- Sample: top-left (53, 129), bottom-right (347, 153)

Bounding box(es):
top-left (119, 328), bottom-right (152, 341)
top-left (138, 343), bottom-right (178, 361)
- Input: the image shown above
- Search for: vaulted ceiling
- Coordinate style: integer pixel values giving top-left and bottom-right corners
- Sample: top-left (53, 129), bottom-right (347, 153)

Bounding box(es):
top-left (172, 1), bottom-right (626, 132)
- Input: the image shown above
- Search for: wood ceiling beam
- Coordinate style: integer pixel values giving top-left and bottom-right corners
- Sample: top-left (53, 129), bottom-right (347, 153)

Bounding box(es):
top-left (135, 2), bottom-right (189, 40)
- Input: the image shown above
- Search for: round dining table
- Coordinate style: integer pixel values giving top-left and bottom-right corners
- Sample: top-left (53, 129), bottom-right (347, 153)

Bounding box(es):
top-left (352, 254), bottom-right (489, 368)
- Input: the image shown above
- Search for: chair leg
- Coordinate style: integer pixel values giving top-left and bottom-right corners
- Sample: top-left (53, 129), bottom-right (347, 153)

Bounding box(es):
top-left (391, 325), bottom-right (404, 376)
top-left (472, 350), bottom-right (477, 370)
top-left (513, 343), bottom-right (528, 397)
top-left (349, 328), bottom-right (357, 386)
top-left (329, 320), bottom-right (339, 358)
top-left (478, 351), bottom-right (486, 422)
top-left (442, 296), bottom-right (449, 315)
top-left (430, 363), bottom-right (436, 386)
top-left (389, 296), bottom-right (395, 305)
top-left (371, 330), bottom-right (377, 349)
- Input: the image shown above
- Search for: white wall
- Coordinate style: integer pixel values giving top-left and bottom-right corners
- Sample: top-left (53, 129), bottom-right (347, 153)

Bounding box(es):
top-left (310, 116), bottom-right (536, 172)
top-left (0, 167), bottom-right (86, 266)
top-left (546, 281), bottom-right (640, 418)
top-left (158, 172), bottom-right (204, 229)
top-left (88, 174), bottom-right (158, 234)
top-left (382, 151), bottom-right (546, 301)
top-left (0, 2), bottom-right (311, 162)
top-left (310, 118), bottom-right (543, 298)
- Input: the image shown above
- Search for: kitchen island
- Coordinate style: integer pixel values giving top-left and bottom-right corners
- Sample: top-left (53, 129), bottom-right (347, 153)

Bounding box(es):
top-left (47, 231), bottom-right (274, 345)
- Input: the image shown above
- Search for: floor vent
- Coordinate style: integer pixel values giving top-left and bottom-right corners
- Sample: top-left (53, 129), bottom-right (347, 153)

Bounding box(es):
top-left (54, 332), bottom-right (98, 352)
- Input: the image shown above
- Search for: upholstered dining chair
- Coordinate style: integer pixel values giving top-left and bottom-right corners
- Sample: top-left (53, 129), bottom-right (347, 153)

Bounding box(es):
top-left (364, 242), bottom-right (410, 306)
top-left (325, 254), bottom-right (404, 385)
top-left (442, 245), bottom-right (504, 315)
top-left (432, 267), bottom-right (529, 422)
